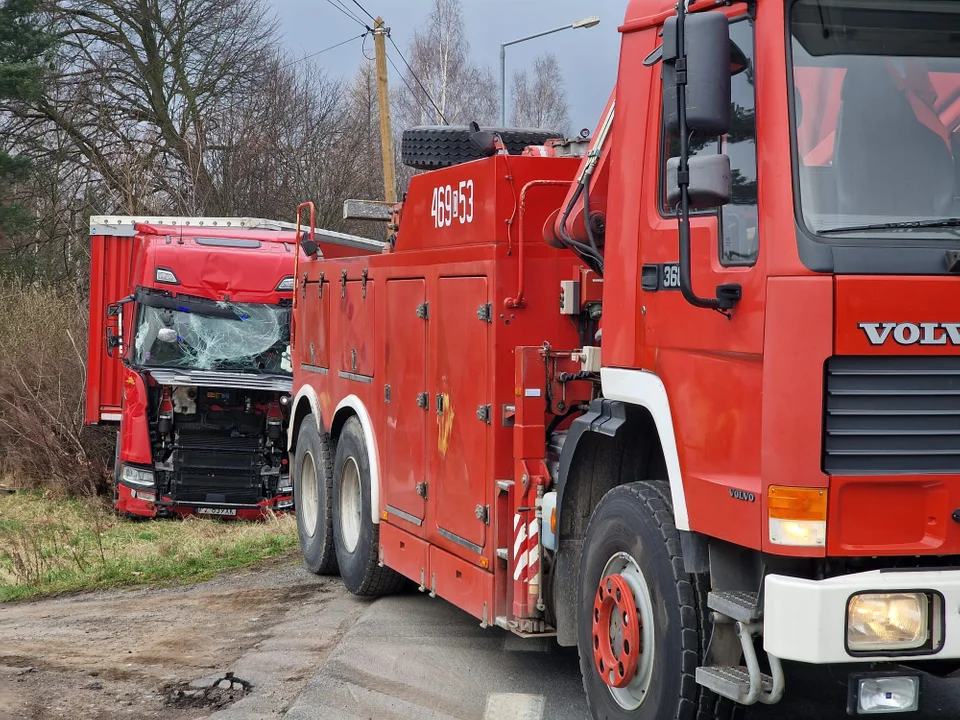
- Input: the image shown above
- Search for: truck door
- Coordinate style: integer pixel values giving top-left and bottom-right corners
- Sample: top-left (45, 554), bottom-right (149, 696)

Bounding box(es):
top-left (383, 279), bottom-right (428, 529)
top-left (640, 15), bottom-right (766, 546)
top-left (430, 276), bottom-right (490, 560)
top-left (85, 233), bottom-right (135, 426)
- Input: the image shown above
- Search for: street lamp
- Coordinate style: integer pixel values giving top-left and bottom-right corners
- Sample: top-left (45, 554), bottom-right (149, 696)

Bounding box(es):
top-left (500, 16), bottom-right (600, 126)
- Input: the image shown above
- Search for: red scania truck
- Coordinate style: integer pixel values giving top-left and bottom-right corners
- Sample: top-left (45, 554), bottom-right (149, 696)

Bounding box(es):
top-left (288, 0), bottom-right (960, 716)
top-left (86, 215), bottom-right (381, 520)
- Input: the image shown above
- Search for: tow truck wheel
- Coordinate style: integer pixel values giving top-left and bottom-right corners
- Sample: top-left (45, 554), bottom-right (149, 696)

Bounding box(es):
top-left (332, 417), bottom-right (405, 596)
top-left (293, 418), bottom-right (338, 575)
top-left (578, 481), bottom-right (739, 720)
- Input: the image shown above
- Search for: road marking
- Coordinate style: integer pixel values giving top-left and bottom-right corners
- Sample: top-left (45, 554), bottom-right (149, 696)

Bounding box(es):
top-left (501, 635), bottom-right (550, 653)
top-left (483, 693), bottom-right (545, 720)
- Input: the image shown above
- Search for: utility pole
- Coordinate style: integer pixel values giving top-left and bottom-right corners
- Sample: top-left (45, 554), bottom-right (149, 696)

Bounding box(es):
top-left (373, 17), bottom-right (397, 207)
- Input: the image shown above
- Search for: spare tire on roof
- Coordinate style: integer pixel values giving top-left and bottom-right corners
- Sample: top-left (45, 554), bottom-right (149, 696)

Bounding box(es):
top-left (401, 125), bottom-right (564, 170)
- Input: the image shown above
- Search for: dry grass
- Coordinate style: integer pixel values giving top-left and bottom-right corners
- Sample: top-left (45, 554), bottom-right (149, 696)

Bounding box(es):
top-left (0, 490), bottom-right (299, 602)
top-left (0, 279), bottom-right (113, 495)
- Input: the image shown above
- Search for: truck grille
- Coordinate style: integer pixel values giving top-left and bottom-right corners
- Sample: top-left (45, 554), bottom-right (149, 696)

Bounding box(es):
top-left (824, 356), bottom-right (960, 475)
top-left (172, 435), bottom-right (264, 504)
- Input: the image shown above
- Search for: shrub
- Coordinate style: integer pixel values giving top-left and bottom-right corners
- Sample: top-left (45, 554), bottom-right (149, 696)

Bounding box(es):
top-left (0, 278), bottom-right (112, 495)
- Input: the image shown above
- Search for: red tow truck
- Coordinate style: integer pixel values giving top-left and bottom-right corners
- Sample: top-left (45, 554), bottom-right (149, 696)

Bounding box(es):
top-left (86, 215), bottom-right (381, 520)
top-left (288, 0), bottom-right (960, 716)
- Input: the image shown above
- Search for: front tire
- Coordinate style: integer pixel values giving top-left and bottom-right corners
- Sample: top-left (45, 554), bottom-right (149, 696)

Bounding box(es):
top-left (578, 481), bottom-right (738, 720)
top-left (293, 418), bottom-right (338, 575)
top-left (332, 417), bottom-right (405, 596)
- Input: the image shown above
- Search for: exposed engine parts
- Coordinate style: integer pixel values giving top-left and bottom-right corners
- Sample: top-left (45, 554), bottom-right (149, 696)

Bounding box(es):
top-left (149, 385), bottom-right (290, 509)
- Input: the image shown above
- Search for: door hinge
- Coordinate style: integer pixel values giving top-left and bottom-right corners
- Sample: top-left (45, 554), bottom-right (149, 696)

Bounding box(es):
top-left (301, 272), bottom-right (308, 298)
top-left (361, 267), bottom-right (369, 298)
top-left (318, 271), bottom-right (325, 298)
top-left (309, 343), bottom-right (316, 365)
top-left (416, 302), bottom-right (429, 320)
top-left (477, 303), bottom-right (492, 323)
top-left (384, 384), bottom-right (391, 403)
top-left (475, 504), bottom-right (490, 524)
top-left (477, 404), bottom-right (492, 424)
top-left (416, 392), bottom-right (428, 409)
top-left (416, 482), bottom-right (428, 499)
top-left (340, 269), bottom-right (348, 298)
top-left (436, 394), bottom-right (444, 415)
top-left (351, 348), bottom-right (358, 372)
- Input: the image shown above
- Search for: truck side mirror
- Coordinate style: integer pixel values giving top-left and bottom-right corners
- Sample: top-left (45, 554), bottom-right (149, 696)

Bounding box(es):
top-left (105, 325), bottom-right (122, 358)
top-left (666, 154), bottom-right (732, 210)
top-left (662, 12), bottom-right (732, 138)
top-left (105, 298), bottom-right (130, 359)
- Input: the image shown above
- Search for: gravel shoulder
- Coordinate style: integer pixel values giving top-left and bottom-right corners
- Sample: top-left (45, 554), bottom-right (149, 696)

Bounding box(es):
top-left (0, 558), bottom-right (357, 720)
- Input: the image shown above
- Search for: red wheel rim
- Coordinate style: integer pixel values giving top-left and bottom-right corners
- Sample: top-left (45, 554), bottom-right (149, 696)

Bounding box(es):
top-left (592, 573), bottom-right (642, 688)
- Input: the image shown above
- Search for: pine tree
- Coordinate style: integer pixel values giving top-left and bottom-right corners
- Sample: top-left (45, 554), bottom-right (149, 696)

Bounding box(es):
top-left (0, 0), bottom-right (52, 236)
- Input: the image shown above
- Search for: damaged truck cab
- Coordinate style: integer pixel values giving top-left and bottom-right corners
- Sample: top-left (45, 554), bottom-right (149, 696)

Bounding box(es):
top-left (86, 216), bottom-right (381, 520)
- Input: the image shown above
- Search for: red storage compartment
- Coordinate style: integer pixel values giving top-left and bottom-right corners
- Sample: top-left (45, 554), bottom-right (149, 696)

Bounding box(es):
top-left (85, 232), bottom-right (136, 425)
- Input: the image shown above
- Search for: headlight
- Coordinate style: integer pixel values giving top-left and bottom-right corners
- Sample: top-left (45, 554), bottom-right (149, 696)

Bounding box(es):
top-left (120, 465), bottom-right (155, 488)
top-left (276, 276), bottom-right (295, 292)
top-left (847, 675), bottom-right (920, 715)
top-left (847, 592), bottom-right (928, 652)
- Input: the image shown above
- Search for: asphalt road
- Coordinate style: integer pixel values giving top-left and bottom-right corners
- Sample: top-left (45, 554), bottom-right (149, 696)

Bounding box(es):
top-left (3, 561), bottom-right (957, 719)
top-left (269, 586), bottom-right (960, 720)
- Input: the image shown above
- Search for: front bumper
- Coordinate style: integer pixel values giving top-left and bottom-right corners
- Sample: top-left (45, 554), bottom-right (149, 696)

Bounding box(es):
top-left (115, 483), bottom-right (292, 520)
top-left (764, 569), bottom-right (960, 664)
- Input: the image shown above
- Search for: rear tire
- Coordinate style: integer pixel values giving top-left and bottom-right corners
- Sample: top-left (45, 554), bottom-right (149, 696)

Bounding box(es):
top-left (293, 418), bottom-right (338, 575)
top-left (401, 126), bottom-right (565, 170)
top-left (332, 417), bottom-right (405, 596)
top-left (577, 481), bottom-right (740, 720)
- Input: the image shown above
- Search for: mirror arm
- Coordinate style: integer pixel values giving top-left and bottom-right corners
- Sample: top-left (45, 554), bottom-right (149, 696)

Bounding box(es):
top-left (673, 2), bottom-right (740, 315)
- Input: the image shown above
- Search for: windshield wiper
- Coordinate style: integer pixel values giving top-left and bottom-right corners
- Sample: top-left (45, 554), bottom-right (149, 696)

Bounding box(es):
top-left (820, 218), bottom-right (960, 235)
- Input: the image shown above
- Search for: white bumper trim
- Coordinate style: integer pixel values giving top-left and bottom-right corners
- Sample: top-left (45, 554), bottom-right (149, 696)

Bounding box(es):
top-left (764, 568), bottom-right (960, 664)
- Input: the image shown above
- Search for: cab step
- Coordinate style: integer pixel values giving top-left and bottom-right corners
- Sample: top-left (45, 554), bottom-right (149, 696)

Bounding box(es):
top-left (707, 590), bottom-right (761, 623)
top-left (696, 617), bottom-right (785, 706)
top-left (696, 666), bottom-right (773, 705)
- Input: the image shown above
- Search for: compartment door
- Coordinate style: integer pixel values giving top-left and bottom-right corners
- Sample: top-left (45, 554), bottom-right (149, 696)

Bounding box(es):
top-left (383, 279), bottom-right (428, 529)
top-left (432, 276), bottom-right (490, 557)
top-left (297, 277), bottom-right (330, 371)
top-left (338, 280), bottom-right (375, 378)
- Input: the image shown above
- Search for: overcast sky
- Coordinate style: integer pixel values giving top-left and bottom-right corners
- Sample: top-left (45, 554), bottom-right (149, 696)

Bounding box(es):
top-left (272, 0), bottom-right (627, 132)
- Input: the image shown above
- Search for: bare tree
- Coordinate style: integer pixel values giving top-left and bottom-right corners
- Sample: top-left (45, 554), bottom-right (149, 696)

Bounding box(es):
top-left (394, 0), bottom-right (497, 129)
top-left (510, 53), bottom-right (570, 133)
top-left (4, 0), bottom-right (279, 215)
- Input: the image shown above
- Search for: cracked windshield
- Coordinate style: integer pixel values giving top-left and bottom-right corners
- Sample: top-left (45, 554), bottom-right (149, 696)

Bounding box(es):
top-left (134, 303), bottom-right (291, 374)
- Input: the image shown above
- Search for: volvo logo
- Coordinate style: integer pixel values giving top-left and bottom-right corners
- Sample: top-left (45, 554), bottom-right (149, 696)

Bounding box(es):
top-left (729, 488), bottom-right (755, 503)
top-left (859, 322), bottom-right (960, 346)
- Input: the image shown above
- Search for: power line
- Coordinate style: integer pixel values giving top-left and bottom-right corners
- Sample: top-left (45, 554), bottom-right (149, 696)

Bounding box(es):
top-left (280, 33), bottom-right (366, 70)
top-left (331, 0), bottom-right (368, 27)
top-left (348, 0), bottom-right (377, 23)
top-left (322, 0), bottom-right (367, 28)
top-left (386, 53), bottom-right (432, 118)
top-left (388, 37), bottom-right (448, 125)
